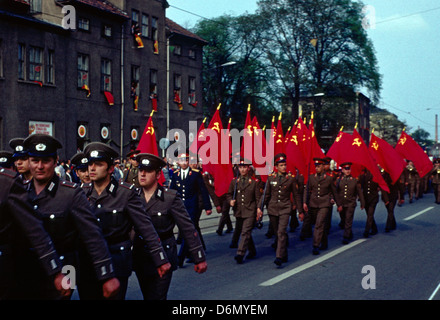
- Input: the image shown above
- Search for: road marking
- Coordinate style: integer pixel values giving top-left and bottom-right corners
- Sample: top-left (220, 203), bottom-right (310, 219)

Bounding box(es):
top-left (403, 207), bottom-right (434, 221)
top-left (428, 282), bottom-right (440, 300)
top-left (259, 239), bottom-right (367, 287)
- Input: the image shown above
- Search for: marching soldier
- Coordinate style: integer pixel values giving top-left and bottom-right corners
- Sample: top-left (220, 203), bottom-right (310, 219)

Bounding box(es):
top-left (300, 158), bottom-right (339, 255)
top-left (323, 156), bottom-right (337, 234)
top-left (81, 142), bottom-right (170, 300)
top-left (9, 138), bottom-right (32, 181)
top-left (133, 153), bottom-right (207, 300)
top-left (70, 152), bottom-right (90, 184)
top-left (123, 149), bottom-right (141, 187)
top-left (226, 158), bottom-right (262, 264)
top-left (359, 168), bottom-right (379, 238)
top-left (12, 134), bottom-right (119, 300)
top-left (257, 153), bottom-right (302, 266)
top-left (381, 167), bottom-right (398, 232)
top-left (0, 166), bottom-right (67, 299)
top-left (335, 162), bottom-right (366, 244)
top-left (431, 159), bottom-right (440, 204)
top-left (170, 152), bottom-right (212, 267)
top-left (405, 160), bottom-right (420, 203)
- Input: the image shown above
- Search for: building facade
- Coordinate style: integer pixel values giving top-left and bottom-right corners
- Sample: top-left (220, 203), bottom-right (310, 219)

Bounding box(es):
top-left (0, 0), bottom-right (206, 160)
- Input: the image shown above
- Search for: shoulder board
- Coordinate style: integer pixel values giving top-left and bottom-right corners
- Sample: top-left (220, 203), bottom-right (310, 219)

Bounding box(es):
top-left (251, 176), bottom-right (259, 182)
top-left (120, 181), bottom-right (134, 190)
top-left (60, 180), bottom-right (78, 188)
top-left (192, 168), bottom-right (200, 172)
top-left (81, 182), bottom-right (92, 189)
top-left (269, 172), bottom-right (277, 177)
top-left (0, 168), bottom-right (17, 179)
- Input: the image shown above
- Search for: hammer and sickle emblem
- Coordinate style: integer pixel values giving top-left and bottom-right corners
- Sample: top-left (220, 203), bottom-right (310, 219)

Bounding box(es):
top-left (399, 137), bottom-right (406, 145)
top-left (247, 125), bottom-right (253, 137)
top-left (146, 126), bottom-right (154, 135)
top-left (290, 135), bottom-right (298, 145)
top-left (352, 138), bottom-right (362, 147)
top-left (372, 141), bottom-right (379, 151)
top-left (212, 122), bottom-right (220, 133)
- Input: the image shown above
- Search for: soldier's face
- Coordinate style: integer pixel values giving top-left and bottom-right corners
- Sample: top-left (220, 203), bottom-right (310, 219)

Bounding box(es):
top-left (76, 168), bottom-right (91, 184)
top-left (276, 162), bottom-right (287, 174)
top-left (29, 156), bottom-right (57, 183)
top-left (88, 160), bottom-right (113, 182)
top-left (14, 157), bottom-right (30, 174)
top-left (178, 159), bottom-right (189, 170)
top-left (138, 169), bottom-right (160, 188)
top-left (315, 164), bottom-right (323, 173)
top-left (239, 165), bottom-right (250, 176)
top-left (342, 167), bottom-right (351, 176)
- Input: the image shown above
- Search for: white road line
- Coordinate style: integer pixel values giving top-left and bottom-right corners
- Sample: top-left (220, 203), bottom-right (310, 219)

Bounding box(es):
top-left (259, 239), bottom-right (367, 287)
top-left (403, 207), bottom-right (434, 221)
top-left (428, 282), bottom-right (440, 300)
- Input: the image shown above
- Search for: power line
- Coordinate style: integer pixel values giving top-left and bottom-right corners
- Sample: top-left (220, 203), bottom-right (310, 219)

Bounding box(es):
top-left (375, 6), bottom-right (440, 25)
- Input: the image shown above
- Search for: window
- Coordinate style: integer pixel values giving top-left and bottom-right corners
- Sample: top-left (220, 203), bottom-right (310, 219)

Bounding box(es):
top-left (188, 77), bottom-right (197, 106)
top-left (149, 69), bottom-right (157, 96)
top-left (131, 65), bottom-right (140, 96)
top-left (141, 14), bottom-right (149, 37)
top-left (173, 74), bottom-right (181, 104)
top-left (173, 45), bottom-right (181, 56)
top-left (102, 24), bottom-right (112, 38)
top-left (132, 9), bottom-right (139, 24)
top-left (30, 0), bottom-right (42, 13)
top-left (77, 54), bottom-right (89, 88)
top-left (46, 50), bottom-right (55, 84)
top-left (188, 49), bottom-right (196, 60)
top-left (29, 46), bottom-right (43, 82)
top-left (101, 59), bottom-right (111, 92)
top-left (152, 17), bottom-right (159, 54)
top-left (78, 18), bottom-right (90, 31)
top-left (18, 43), bottom-right (25, 80)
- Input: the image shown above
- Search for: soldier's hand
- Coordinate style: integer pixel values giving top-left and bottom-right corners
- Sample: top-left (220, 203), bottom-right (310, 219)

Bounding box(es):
top-left (102, 277), bottom-right (120, 299)
top-left (205, 210), bottom-right (212, 216)
top-left (256, 208), bottom-right (263, 221)
top-left (157, 262), bottom-right (172, 278)
top-left (303, 203), bottom-right (308, 212)
top-left (298, 212), bottom-right (305, 222)
top-left (194, 261), bottom-right (207, 274)
top-left (216, 206), bottom-right (222, 213)
top-left (53, 272), bottom-right (72, 298)
top-left (337, 206), bottom-right (342, 212)
top-left (230, 200), bottom-right (236, 207)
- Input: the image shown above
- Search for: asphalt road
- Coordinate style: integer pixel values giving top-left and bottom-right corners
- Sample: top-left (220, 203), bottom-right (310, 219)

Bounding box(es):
top-left (125, 192), bottom-right (440, 301)
top-left (71, 191), bottom-right (440, 302)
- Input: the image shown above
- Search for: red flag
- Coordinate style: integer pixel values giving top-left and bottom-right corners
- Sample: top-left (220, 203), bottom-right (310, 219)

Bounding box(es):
top-left (309, 115), bottom-right (326, 160)
top-left (137, 111), bottom-right (165, 185)
top-left (104, 91), bottom-right (114, 106)
top-left (251, 115), bottom-right (269, 182)
top-left (395, 130), bottom-right (433, 178)
top-left (274, 113), bottom-right (285, 155)
top-left (369, 133), bottom-right (406, 184)
top-left (189, 117), bottom-right (207, 155)
top-left (199, 105), bottom-right (233, 197)
top-left (241, 105), bottom-right (253, 161)
top-left (285, 124), bottom-right (307, 178)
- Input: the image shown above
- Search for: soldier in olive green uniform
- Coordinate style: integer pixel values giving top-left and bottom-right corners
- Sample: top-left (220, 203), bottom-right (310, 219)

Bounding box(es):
top-left (430, 159), bottom-right (440, 204)
top-left (81, 143), bottom-right (170, 300)
top-left (13, 134), bottom-right (119, 300)
top-left (123, 150), bottom-right (141, 187)
top-left (257, 153), bottom-right (302, 266)
top-left (404, 160), bottom-right (420, 203)
top-left (133, 153), bottom-right (207, 300)
top-left (300, 158), bottom-right (339, 255)
top-left (226, 159), bottom-right (262, 264)
top-left (359, 169), bottom-right (379, 238)
top-left (336, 162), bottom-right (366, 244)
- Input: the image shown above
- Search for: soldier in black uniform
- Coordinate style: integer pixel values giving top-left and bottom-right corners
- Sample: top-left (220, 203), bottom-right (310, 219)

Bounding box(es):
top-left (12, 134), bottom-right (119, 300)
top-left (9, 138), bottom-right (32, 181)
top-left (81, 142), bottom-right (170, 300)
top-left (70, 152), bottom-right (90, 184)
top-left (0, 167), bottom-right (67, 299)
top-left (133, 153), bottom-right (207, 300)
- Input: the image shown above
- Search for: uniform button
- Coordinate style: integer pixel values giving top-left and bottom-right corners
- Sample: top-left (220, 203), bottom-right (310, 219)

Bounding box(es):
top-left (50, 214), bottom-right (55, 219)
top-left (97, 204), bottom-right (102, 208)
top-left (60, 256), bottom-right (64, 260)
top-left (33, 205), bottom-right (38, 210)
top-left (166, 245), bottom-right (170, 249)
top-left (112, 210), bottom-right (117, 214)
top-left (158, 212), bottom-right (162, 216)
top-left (120, 246), bottom-right (124, 251)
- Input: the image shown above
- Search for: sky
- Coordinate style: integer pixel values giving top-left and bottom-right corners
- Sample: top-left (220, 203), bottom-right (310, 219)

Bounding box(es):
top-left (166, 0), bottom-right (440, 140)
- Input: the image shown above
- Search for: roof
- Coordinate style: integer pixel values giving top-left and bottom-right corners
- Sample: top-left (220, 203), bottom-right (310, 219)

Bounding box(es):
top-left (58, 0), bottom-right (128, 18)
top-left (165, 18), bottom-right (207, 44)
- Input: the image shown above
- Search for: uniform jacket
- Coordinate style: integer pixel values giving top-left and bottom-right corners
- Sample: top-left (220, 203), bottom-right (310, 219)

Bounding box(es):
top-left (260, 172), bottom-right (302, 216)
top-left (304, 173), bottom-right (338, 209)
top-left (336, 175), bottom-right (366, 208)
top-left (226, 174), bottom-right (263, 218)
top-left (82, 178), bottom-right (168, 269)
top-left (358, 171), bottom-right (379, 206)
top-left (123, 167), bottom-right (140, 187)
top-left (26, 174), bottom-right (114, 281)
top-left (202, 171), bottom-right (221, 208)
top-left (0, 168), bottom-right (61, 277)
top-left (170, 168), bottom-right (212, 219)
top-left (404, 165), bottom-right (420, 183)
top-left (430, 167), bottom-right (440, 184)
top-left (381, 171), bottom-right (399, 204)
top-left (134, 184), bottom-right (205, 274)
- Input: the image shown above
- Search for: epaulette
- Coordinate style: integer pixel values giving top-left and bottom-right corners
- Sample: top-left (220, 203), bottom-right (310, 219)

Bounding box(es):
top-left (60, 180), bottom-right (78, 188)
top-left (81, 182), bottom-right (92, 189)
top-left (269, 172), bottom-right (277, 177)
top-left (0, 168), bottom-right (17, 179)
top-left (192, 168), bottom-right (200, 172)
top-left (251, 176), bottom-right (260, 182)
top-left (120, 181), bottom-right (135, 190)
